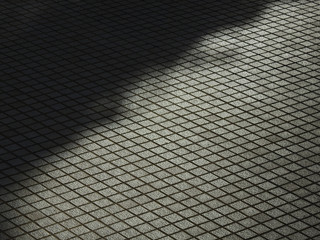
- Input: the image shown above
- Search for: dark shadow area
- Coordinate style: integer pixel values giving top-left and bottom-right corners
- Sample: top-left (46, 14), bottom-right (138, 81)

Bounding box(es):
top-left (0, 0), bottom-right (272, 183)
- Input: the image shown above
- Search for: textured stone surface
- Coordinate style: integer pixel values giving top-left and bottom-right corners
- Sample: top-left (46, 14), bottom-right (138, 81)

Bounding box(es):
top-left (1, 0), bottom-right (319, 239)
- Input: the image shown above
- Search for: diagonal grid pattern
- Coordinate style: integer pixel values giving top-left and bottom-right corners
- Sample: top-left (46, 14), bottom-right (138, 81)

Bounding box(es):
top-left (0, 0), bottom-right (319, 240)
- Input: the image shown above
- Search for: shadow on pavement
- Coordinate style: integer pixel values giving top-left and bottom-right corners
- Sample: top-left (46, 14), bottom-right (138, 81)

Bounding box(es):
top-left (0, 0), bottom-right (272, 182)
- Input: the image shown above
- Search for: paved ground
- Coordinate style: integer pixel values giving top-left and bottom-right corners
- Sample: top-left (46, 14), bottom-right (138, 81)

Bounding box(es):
top-left (0, 0), bottom-right (319, 239)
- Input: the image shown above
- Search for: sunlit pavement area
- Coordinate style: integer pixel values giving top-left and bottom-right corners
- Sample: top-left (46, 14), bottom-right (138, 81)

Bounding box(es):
top-left (1, 1), bottom-right (319, 239)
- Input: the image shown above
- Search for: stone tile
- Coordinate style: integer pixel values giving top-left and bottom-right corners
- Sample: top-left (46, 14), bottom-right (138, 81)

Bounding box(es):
top-left (0, 1), bottom-right (319, 239)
